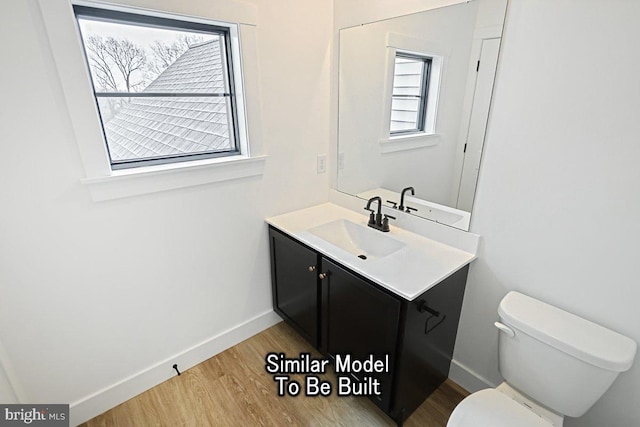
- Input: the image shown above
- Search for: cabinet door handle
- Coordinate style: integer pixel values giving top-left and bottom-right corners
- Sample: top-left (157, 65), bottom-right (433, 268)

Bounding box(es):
top-left (308, 265), bottom-right (316, 272)
top-left (319, 272), bottom-right (328, 280)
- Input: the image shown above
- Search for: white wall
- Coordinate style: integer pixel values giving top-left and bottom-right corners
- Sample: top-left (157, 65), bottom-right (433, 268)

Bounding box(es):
top-left (454, 1), bottom-right (640, 426)
top-left (0, 0), bottom-right (331, 422)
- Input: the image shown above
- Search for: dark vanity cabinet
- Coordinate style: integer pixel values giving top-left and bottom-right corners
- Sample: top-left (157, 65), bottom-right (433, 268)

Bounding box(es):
top-left (268, 226), bottom-right (469, 424)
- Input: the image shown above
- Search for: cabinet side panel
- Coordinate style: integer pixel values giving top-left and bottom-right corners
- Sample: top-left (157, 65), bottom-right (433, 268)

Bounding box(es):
top-left (269, 227), bottom-right (319, 347)
top-left (393, 265), bottom-right (469, 420)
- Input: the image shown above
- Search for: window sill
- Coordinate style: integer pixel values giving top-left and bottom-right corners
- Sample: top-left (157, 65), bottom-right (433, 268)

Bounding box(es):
top-left (380, 133), bottom-right (440, 154)
top-left (81, 155), bottom-right (267, 201)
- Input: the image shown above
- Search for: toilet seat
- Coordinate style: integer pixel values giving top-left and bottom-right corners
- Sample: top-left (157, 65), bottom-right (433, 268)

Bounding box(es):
top-left (447, 388), bottom-right (554, 427)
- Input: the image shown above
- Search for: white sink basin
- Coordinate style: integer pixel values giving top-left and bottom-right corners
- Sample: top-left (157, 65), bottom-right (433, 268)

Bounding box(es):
top-left (308, 219), bottom-right (405, 259)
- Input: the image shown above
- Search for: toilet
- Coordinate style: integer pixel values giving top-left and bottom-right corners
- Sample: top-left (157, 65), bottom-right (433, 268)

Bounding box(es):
top-left (447, 291), bottom-right (637, 427)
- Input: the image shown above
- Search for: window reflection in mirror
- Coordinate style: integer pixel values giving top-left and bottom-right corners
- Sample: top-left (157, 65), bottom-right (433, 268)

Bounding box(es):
top-left (390, 53), bottom-right (431, 135)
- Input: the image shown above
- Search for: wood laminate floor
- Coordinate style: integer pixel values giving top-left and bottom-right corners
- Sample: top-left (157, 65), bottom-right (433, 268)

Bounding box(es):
top-left (82, 322), bottom-right (468, 427)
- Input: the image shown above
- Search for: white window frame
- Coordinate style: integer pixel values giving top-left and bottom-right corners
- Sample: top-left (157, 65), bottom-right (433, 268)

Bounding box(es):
top-left (38, 0), bottom-right (265, 201)
top-left (380, 33), bottom-right (446, 154)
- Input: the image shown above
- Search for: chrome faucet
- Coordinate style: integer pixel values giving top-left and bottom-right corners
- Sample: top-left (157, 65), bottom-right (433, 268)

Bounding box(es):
top-left (365, 196), bottom-right (395, 232)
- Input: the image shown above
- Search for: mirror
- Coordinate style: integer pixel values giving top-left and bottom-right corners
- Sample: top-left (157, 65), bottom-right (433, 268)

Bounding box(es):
top-left (337, 0), bottom-right (507, 231)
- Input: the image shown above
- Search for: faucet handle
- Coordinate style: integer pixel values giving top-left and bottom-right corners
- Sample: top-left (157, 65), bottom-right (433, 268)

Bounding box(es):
top-left (405, 206), bottom-right (417, 213)
top-left (381, 214), bottom-right (396, 232)
top-left (364, 207), bottom-right (376, 225)
top-left (386, 200), bottom-right (398, 209)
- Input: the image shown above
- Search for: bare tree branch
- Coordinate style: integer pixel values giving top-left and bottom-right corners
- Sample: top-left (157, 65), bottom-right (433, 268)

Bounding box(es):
top-left (147, 35), bottom-right (206, 77)
top-left (149, 40), bottom-right (184, 73)
top-left (84, 35), bottom-right (148, 92)
top-left (103, 37), bottom-right (147, 92)
top-left (86, 36), bottom-right (119, 91)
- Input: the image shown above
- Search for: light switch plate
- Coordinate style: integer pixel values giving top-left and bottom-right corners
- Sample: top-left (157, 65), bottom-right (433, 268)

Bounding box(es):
top-left (317, 155), bottom-right (327, 174)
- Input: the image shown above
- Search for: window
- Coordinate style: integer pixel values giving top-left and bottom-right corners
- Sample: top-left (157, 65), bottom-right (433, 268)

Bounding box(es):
top-left (74, 6), bottom-right (241, 170)
top-left (389, 53), bottom-right (432, 135)
top-left (40, 1), bottom-right (264, 201)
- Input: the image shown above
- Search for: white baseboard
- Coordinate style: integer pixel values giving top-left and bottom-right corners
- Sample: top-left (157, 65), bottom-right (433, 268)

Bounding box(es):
top-left (449, 358), bottom-right (497, 393)
top-left (69, 310), bottom-right (281, 426)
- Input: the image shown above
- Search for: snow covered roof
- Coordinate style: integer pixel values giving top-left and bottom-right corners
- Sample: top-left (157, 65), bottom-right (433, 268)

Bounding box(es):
top-left (103, 39), bottom-right (233, 162)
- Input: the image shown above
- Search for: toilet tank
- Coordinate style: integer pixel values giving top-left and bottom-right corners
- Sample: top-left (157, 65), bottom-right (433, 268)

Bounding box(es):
top-left (497, 292), bottom-right (636, 417)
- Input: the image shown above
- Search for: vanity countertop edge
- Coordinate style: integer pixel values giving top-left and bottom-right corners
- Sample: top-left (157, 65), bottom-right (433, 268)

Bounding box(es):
top-left (265, 203), bottom-right (477, 301)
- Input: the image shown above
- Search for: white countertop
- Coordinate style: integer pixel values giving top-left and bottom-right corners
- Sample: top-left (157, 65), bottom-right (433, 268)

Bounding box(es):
top-left (266, 203), bottom-right (477, 301)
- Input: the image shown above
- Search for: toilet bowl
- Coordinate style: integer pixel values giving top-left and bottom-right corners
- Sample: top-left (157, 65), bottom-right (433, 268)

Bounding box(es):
top-left (447, 291), bottom-right (637, 427)
top-left (448, 383), bottom-right (561, 426)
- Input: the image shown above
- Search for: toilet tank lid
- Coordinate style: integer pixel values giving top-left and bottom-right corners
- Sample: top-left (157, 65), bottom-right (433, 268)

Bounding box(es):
top-left (498, 292), bottom-right (637, 372)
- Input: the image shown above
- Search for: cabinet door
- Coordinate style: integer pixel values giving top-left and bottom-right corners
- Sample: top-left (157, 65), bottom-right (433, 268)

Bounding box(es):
top-left (320, 257), bottom-right (400, 413)
top-left (269, 227), bottom-right (319, 347)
